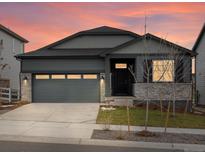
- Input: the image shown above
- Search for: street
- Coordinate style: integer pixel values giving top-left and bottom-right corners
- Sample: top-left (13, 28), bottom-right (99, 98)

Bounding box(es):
top-left (0, 141), bottom-right (181, 152)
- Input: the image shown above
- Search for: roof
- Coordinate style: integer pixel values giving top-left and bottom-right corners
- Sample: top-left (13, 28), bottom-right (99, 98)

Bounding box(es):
top-left (16, 48), bottom-right (110, 59)
top-left (16, 25), bottom-right (195, 59)
top-left (193, 23), bottom-right (205, 51)
top-left (100, 33), bottom-right (196, 56)
top-left (31, 26), bottom-right (140, 51)
top-left (16, 26), bottom-right (139, 59)
top-left (82, 26), bottom-right (139, 35)
top-left (0, 24), bottom-right (28, 43)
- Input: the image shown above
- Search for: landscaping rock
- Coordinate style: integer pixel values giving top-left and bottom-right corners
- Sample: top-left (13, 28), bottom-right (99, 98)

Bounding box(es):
top-left (92, 129), bottom-right (205, 145)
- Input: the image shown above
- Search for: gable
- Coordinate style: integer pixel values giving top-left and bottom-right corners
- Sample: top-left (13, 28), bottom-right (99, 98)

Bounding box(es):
top-left (0, 30), bottom-right (24, 54)
top-left (193, 23), bottom-right (205, 51)
top-left (53, 35), bottom-right (134, 49)
top-left (0, 24), bottom-right (28, 43)
top-left (111, 38), bottom-right (184, 55)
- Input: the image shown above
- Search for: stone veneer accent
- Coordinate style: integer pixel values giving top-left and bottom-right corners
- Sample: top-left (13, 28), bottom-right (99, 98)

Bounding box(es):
top-left (20, 73), bottom-right (32, 102)
top-left (133, 83), bottom-right (192, 101)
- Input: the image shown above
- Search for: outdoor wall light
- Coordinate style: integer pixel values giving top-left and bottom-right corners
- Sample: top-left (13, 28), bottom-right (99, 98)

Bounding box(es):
top-left (100, 75), bottom-right (105, 80)
top-left (23, 76), bottom-right (28, 81)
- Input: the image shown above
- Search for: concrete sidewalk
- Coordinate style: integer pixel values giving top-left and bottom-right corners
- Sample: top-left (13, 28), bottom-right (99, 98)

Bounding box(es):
top-left (0, 119), bottom-right (204, 151)
top-left (0, 119), bottom-right (205, 139)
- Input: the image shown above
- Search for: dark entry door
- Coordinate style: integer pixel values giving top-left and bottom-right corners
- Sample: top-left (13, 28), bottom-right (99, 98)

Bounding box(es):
top-left (111, 59), bottom-right (135, 96)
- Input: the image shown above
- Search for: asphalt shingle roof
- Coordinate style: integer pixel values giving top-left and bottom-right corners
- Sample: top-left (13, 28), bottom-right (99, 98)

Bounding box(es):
top-left (16, 26), bottom-right (195, 59)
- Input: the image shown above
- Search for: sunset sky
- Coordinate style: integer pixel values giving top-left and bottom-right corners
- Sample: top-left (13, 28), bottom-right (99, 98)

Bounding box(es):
top-left (0, 2), bottom-right (204, 51)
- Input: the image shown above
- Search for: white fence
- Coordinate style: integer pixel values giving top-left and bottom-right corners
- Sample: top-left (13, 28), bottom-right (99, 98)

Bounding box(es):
top-left (0, 87), bottom-right (20, 103)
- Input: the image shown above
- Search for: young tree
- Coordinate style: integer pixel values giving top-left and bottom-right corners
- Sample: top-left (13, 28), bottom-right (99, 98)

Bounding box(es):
top-left (128, 34), bottom-right (172, 132)
top-left (129, 35), bottom-right (192, 134)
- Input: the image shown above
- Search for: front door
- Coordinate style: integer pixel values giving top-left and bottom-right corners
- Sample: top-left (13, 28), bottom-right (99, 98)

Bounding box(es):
top-left (111, 59), bottom-right (135, 96)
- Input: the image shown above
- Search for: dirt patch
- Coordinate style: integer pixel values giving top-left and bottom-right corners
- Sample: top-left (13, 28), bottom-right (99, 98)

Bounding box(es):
top-left (92, 129), bottom-right (205, 145)
top-left (0, 101), bottom-right (29, 114)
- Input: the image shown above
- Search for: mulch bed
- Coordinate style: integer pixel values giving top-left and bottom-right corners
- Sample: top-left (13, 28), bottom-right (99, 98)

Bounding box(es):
top-left (92, 129), bottom-right (205, 145)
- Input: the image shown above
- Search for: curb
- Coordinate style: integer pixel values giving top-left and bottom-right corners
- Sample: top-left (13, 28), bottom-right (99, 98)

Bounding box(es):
top-left (0, 135), bottom-right (204, 151)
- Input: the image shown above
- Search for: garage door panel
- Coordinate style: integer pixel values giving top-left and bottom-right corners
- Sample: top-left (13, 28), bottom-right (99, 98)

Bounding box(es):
top-left (32, 75), bottom-right (100, 102)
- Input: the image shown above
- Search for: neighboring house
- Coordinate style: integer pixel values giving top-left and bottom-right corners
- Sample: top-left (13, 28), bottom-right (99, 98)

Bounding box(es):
top-left (193, 23), bottom-right (205, 106)
top-left (16, 26), bottom-right (195, 107)
top-left (0, 24), bottom-right (28, 92)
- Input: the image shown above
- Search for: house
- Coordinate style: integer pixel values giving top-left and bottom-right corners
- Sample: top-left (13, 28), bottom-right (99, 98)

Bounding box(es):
top-left (15, 26), bottom-right (195, 107)
top-left (193, 23), bottom-right (205, 106)
top-left (0, 24), bottom-right (28, 94)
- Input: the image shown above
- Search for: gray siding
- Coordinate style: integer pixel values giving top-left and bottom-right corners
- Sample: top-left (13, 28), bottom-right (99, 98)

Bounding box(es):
top-left (21, 58), bottom-right (105, 73)
top-left (196, 32), bottom-right (205, 105)
top-left (0, 30), bottom-right (24, 90)
top-left (54, 35), bottom-right (134, 49)
top-left (111, 39), bottom-right (181, 54)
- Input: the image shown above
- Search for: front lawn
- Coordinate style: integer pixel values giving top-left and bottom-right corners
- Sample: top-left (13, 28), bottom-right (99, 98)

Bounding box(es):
top-left (96, 107), bottom-right (205, 129)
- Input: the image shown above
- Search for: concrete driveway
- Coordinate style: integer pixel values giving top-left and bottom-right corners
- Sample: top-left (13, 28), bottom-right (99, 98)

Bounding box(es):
top-left (0, 103), bottom-right (102, 139)
top-left (0, 103), bottom-right (99, 123)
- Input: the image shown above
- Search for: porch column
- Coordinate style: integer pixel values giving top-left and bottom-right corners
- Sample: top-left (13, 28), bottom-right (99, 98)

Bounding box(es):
top-left (20, 73), bottom-right (32, 102)
top-left (105, 56), bottom-right (111, 97)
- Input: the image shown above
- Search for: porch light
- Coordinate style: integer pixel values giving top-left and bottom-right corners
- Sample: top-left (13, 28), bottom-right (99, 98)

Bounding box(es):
top-left (100, 75), bottom-right (105, 80)
top-left (23, 76), bottom-right (28, 81)
top-left (23, 76), bottom-right (28, 85)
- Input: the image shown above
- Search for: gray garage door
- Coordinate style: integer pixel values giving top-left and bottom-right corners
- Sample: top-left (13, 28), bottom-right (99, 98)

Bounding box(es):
top-left (32, 74), bottom-right (100, 102)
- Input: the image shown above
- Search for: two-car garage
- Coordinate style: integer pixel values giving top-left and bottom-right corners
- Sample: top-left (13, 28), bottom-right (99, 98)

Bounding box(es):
top-left (32, 74), bottom-right (100, 103)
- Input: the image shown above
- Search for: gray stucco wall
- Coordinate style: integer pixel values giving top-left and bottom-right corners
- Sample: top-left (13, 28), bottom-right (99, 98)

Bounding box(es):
top-left (21, 58), bottom-right (105, 73)
top-left (196, 32), bottom-right (205, 105)
top-left (54, 35), bottom-right (134, 49)
top-left (0, 30), bottom-right (24, 90)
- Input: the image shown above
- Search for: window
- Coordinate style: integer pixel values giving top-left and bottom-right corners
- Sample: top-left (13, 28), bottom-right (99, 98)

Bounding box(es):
top-left (83, 74), bottom-right (97, 79)
top-left (67, 74), bottom-right (81, 79)
top-left (152, 60), bottom-right (174, 82)
top-left (115, 63), bottom-right (127, 69)
top-left (35, 75), bottom-right (49, 80)
top-left (51, 74), bottom-right (65, 79)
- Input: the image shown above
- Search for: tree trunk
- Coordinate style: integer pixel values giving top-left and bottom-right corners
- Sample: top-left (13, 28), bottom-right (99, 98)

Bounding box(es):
top-left (164, 100), bottom-right (171, 133)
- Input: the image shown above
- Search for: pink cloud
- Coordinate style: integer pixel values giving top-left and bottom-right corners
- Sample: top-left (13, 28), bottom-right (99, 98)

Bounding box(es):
top-left (0, 2), bottom-right (204, 51)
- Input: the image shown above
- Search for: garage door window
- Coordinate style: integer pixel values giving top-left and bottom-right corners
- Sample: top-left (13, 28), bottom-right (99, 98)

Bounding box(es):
top-left (35, 75), bottom-right (50, 80)
top-left (67, 74), bottom-right (81, 79)
top-left (51, 74), bottom-right (66, 79)
top-left (83, 74), bottom-right (97, 79)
